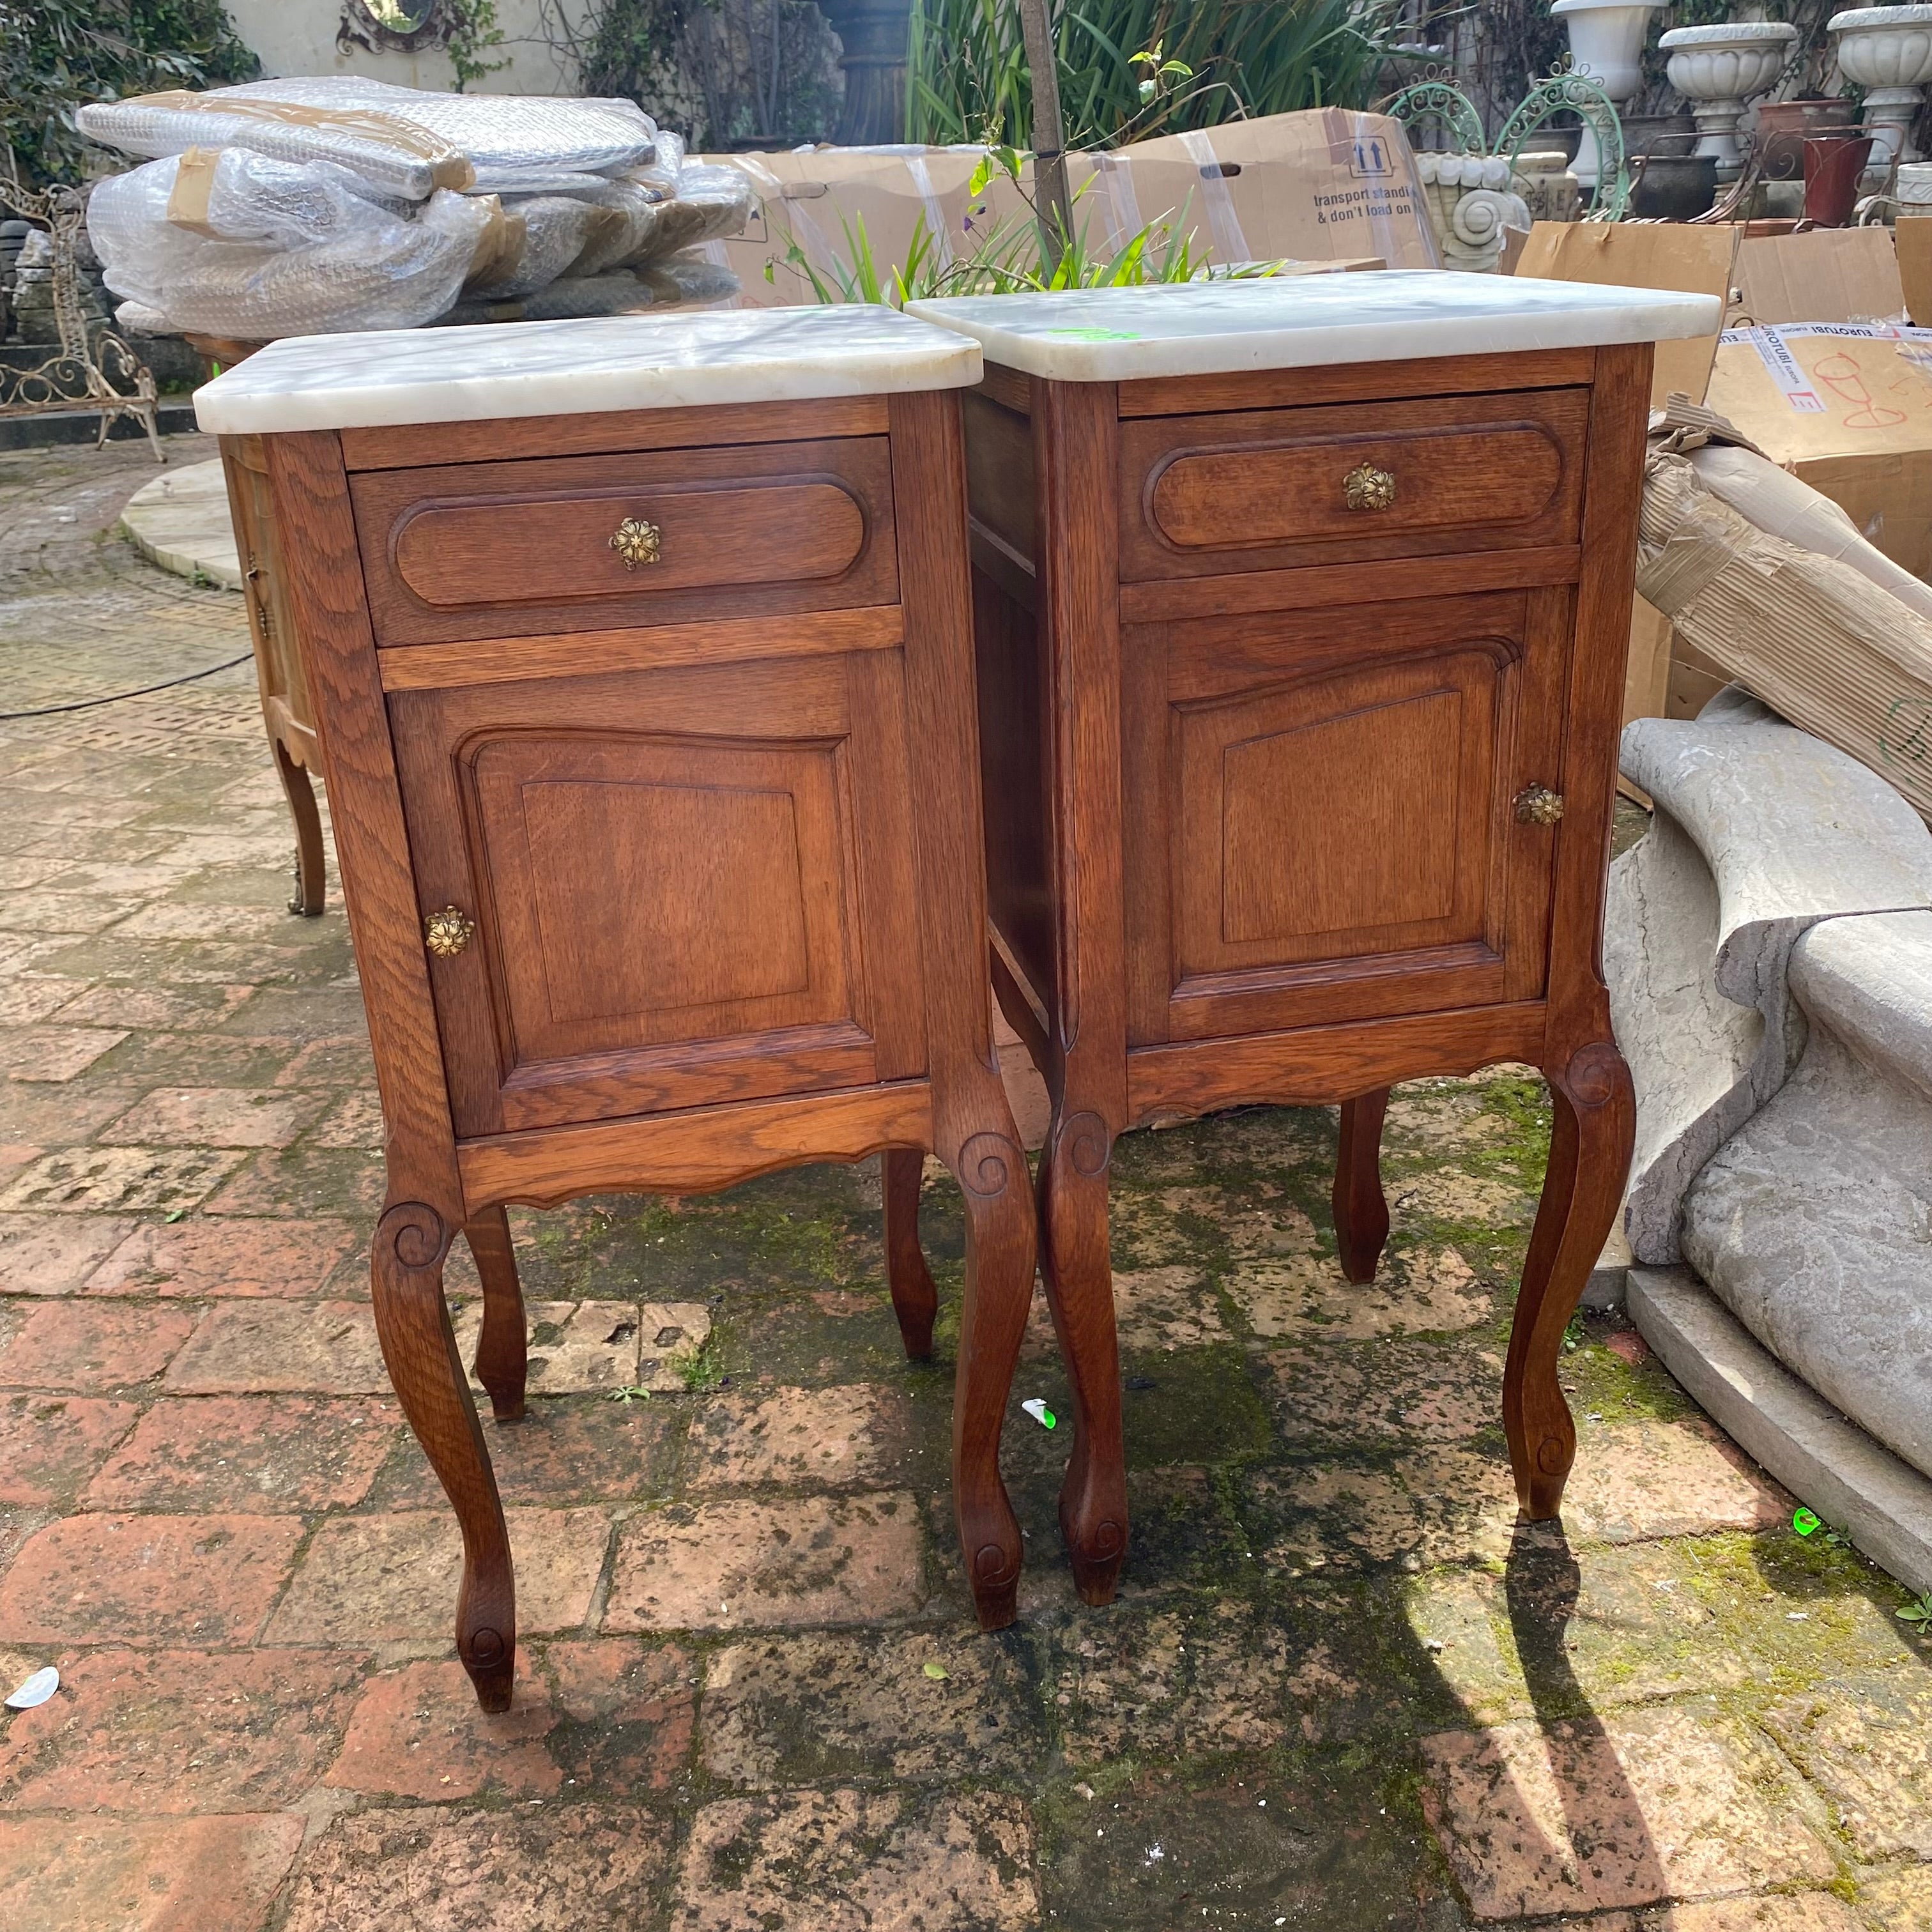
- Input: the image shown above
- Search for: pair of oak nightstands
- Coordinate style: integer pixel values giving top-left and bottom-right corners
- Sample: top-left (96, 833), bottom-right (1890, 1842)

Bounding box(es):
top-left (196, 274), bottom-right (1715, 1707)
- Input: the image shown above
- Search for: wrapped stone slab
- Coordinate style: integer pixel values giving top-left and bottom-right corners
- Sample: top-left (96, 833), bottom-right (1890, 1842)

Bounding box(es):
top-left (1637, 408), bottom-right (1932, 819)
top-left (87, 149), bottom-right (491, 338)
top-left (77, 77), bottom-right (657, 200)
top-left (1609, 689), bottom-right (1932, 1264)
top-left (1680, 908), bottom-right (1932, 1485)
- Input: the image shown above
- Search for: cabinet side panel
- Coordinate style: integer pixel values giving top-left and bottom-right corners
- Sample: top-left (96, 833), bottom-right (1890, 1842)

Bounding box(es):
top-left (262, 430), bottom-right (464, 1215)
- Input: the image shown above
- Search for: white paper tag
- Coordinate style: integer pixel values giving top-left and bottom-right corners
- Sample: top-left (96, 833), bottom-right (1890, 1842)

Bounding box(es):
top-left (1740, 326), bottom-right (1826, 412)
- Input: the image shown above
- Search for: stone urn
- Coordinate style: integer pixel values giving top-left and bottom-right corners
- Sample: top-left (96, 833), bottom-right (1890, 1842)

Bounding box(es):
top-left (1552, 0), bottom-right (1671, 189)
top-left (1830, 4), bottom-right (1932, 165)
top-left (818, 0), bottom-right (916, 145)
top-left (1659, 22), bottom-right (1799, 172)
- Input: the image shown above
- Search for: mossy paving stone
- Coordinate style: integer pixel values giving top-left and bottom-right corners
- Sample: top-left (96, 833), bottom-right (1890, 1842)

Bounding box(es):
top-left (1036, 1753), bottom-right (1459, 1931)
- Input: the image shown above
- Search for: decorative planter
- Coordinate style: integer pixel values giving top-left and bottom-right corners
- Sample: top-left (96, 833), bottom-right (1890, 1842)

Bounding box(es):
top-left (1552, 0), bottom-right (1671, 188)
top-left (1659, 22), bottom-right (1799, 172)
top-left (818, 0), bottom-right (915, 146)
top-left (1754, 96), bottom-right (1859, 178)
top-left (1830, 5), bottom-right (1932, 165)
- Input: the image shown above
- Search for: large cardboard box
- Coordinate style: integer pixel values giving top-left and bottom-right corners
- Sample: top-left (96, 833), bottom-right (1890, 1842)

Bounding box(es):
top-left (703, 110), bottom-right (1437, 306)
top-left (1704, 322), bottom-right (1932, 579)
top-left (1731, 225), bottom-right (1905, 328)
top-left (1514, 220), bottom-right (1741, 408)
top-left (1897, 217), bottom-right (1932, 327)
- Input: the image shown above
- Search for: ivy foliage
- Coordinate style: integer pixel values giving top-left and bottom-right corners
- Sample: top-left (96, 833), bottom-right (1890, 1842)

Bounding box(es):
top-left (2, 0), bottom-right (259, 187)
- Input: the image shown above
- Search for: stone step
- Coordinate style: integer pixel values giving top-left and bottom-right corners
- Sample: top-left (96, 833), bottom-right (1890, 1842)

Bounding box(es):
top-left (0, 400), bottom-right (201, 453)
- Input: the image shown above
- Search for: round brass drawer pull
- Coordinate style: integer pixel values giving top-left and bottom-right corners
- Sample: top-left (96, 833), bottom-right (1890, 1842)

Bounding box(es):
top-left (1343, 463), bottom-right (1396, 512)
top-left (1514, 785), bottom-right (1566, 826)
top-left (610, 516), bottom-right (662, 569)
top-left (424, 906), bottom-right (476, 958)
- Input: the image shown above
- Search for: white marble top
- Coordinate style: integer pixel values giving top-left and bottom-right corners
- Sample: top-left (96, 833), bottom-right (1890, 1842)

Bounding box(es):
top-left (906, 272), bottom-right (1723, 383)
top-left (192, 306), bottom-right (983, 435)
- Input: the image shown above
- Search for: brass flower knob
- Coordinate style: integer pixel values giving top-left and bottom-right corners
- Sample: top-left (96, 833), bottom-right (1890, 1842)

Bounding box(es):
top-left (1514, 785), bottom-right (1566, 826)
top-left (1343, 463), bottom-right (1396, 512)
top-left (423, 905), bottom-right (476, 958)
top-left (610, 516), bottom-right (662, 570)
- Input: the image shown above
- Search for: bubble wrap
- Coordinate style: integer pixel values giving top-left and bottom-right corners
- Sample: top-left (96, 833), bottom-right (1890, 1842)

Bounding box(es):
top-left (86, 151), bottom-right (491, 337)
top-left (78, 77), bottom-right (658, 201)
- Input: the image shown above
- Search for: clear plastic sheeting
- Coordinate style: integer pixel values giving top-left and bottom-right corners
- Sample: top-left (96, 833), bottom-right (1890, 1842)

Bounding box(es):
top-left (77, 77), bottom-right (658, 199)
top-left (80, 80), bottom-right (750, 340)
top-left (88, 151), bottom-right (491, 337)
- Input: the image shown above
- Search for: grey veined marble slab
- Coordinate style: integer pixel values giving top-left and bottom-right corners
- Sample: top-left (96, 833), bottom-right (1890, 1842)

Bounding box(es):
top-left (906, 270), bottom-right (1721, 382)
top-left (193, 305), bottom-right (983, 436)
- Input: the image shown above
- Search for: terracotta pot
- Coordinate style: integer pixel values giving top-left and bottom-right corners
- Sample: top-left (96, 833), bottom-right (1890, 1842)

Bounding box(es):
top-left (1804, 131), bottom-right (1878, 224)
top-left (1754, 96), bottom-right (1857, 178)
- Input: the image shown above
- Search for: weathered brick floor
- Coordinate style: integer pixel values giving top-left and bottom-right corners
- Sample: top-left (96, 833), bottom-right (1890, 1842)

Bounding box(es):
top-left (3, 438), bottom-right (1931, 1931)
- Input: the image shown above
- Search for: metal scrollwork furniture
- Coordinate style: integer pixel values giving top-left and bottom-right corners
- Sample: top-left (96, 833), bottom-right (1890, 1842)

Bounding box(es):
top-left (0, 178), bottom-right (162, 461)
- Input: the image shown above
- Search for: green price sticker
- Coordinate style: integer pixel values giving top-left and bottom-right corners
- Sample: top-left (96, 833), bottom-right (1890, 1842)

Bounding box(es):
top-left (1043, 326), bottom-right (1144, 341)
top-left (1793, 1507), bottom-right (1821, 1537)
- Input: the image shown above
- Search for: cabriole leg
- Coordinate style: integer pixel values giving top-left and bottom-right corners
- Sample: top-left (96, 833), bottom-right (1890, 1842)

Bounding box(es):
top-left (463, 1204), bottom-right (526, 1423)
top-left (1333, 1087), bottom-right (1391, 1285)
top-left (1505, 1044), bottom-right (1636, 1518)
top-left (1037, 1105), bottom-right (1128, 1605)
top-left (371, 1200), bottom-right (516, 1711)
top-left (272, 739), bottom-right (326, 917)
top-left (947, 1130), bottom-right (1038, 1630)
top-left (882, 1147), bottom-right (939, 1360)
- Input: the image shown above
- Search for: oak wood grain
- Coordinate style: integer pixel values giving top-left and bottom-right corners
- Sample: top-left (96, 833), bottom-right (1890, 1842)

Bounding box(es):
top-left (1116, 346), bottom-right (1598, 417)
top-left (376, 606), bottom-right (903, 692)
top-left (339, 394), bottom-right (889, 470)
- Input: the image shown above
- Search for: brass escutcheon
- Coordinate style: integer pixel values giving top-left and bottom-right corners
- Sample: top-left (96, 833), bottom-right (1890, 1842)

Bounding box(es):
top-left (1343, 462), bottom-right (1396, 512)
top-left (1514, 785), bottom-right (1566, 826)
top-left (610, 516), bottom-right (662, 569)
top-left (423, 905), bottom-right (476, 958)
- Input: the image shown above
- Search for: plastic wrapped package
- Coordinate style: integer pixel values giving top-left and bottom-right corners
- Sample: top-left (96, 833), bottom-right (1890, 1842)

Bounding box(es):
top-left (76, 91), bottom-right (470, 201)
top-left (642, 164), bottom-right (755, 257)
top-left (79, 78), bottom-right (656, 199)
top-left (88, 151), bottom-right (491, 337)
top-left (638, 250), bottom-right (742, 307)
top-left (466, 194), bottom-right (602, 298)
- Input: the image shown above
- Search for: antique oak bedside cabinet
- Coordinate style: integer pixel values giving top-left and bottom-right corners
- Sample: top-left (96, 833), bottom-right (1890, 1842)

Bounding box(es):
top-left (907, 273), bottom-right (1720, 1603)
top-left (194, 309), bottom-right (1044, 1710)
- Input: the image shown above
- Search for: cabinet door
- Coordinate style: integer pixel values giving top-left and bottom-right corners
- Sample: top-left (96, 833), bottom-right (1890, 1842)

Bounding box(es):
top-left (1123, 587), bottom-right (1572, 1045)
top-left (390, 650), bottom-right (926, 1137)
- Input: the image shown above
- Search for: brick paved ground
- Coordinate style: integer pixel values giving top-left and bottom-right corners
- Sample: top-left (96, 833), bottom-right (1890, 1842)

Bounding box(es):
top-left (2, 437), bottom-right (1931, 1930)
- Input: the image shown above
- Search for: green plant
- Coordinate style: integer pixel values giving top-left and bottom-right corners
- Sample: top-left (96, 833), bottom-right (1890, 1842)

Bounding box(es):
top-left (671, 1330), bottom-right (726, 1392)
top-left (1, 0), bottom-right (258, 187)
top-left (445, 0), bottom-right (509, 90)
top-left (768, 144), bottom-right (1234, 307)
top-left (1899, 1590), bottom-right (1932, 1631)
top-left (905, 0), bottom-right (1409, 149)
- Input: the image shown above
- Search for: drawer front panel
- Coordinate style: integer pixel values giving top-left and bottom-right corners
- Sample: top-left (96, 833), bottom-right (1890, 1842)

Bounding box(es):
top-left (1121, 389), bottom-right (1588, 580)
top-left (355, 438), bottom-right (898, 645)
top-left (390, 650), bottom-right (927, 1135)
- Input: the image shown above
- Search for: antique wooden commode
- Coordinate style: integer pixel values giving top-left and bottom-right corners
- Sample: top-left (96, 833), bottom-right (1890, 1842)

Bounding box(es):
top-left (194, 309), bottom-right (1042, 1708)
top-left (908, 273), bottom-right (1720, 1602)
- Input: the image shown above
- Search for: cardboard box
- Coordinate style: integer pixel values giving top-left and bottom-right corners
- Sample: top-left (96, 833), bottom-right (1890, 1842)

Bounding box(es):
top-left (1731, 225), bottom-right (1905, 328)
top-left (702, 110), bottom-right (1437, 306)
top-left (1514, 220), bottom-right (1741, 408)
top-left (1704, 322), bottom-right (1932, 579)
top-left (1897, 217), bottom-right (1932, 327)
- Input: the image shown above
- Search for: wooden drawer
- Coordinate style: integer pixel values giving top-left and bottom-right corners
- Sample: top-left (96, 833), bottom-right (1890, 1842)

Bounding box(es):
top-left (352, 437), bottom-right (898, 646)
top-left (1120, 389), bottom-right (1588, 581)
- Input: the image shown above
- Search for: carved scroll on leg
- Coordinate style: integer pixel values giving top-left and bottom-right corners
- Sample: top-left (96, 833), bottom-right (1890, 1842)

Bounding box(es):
top-left (882, 1147), bottom-right (939, 1361)
top-left (1333, 1087), bottom-right (1392, 1285)
top-left (1505, 1043), bottom-right (1636, 1519)
top-left (463, 1204), bottom-right (526, 1423)
top-left (948, 1131), bottom-right (1038, 1630)
top-left (371, 1200), bottom-right (516, 1710)
top-left (1037, 1107), bottom-right (1128, 1606)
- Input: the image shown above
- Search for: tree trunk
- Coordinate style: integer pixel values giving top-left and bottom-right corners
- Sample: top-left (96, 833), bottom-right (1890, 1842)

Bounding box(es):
top-left (1015, 0), bottom-right (1074, 273)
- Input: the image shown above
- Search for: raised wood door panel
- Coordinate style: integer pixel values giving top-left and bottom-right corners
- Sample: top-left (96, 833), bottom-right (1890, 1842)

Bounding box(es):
top-left (1119, 389), bottom-right (1588, 581)
top-left (390, 650), bottom-right (927, 1136)
top-left (1123, 588), bottom-right (1574, 1045)
top-left (353, 438), bottom-right (898, 646)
